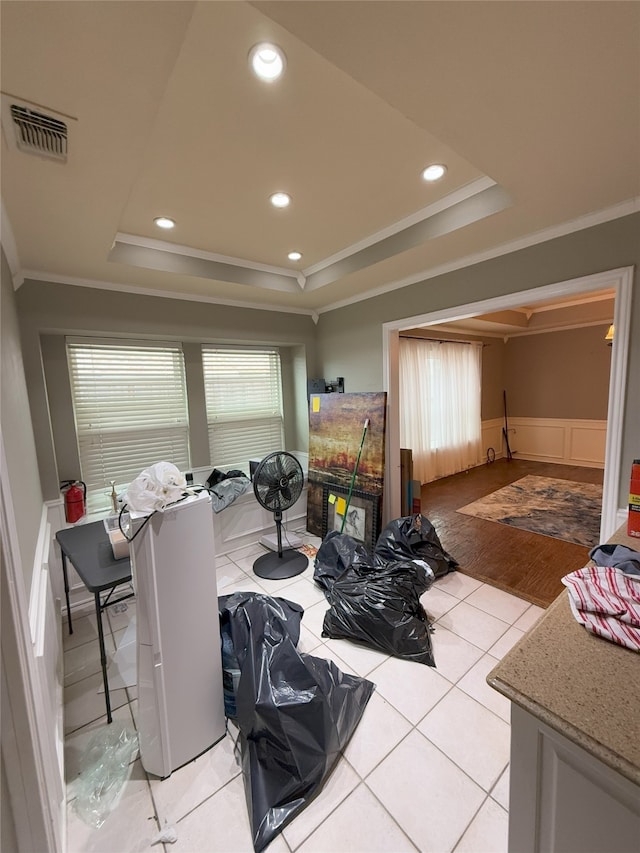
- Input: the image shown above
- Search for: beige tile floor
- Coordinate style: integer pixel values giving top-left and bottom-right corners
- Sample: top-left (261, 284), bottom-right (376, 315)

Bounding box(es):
top-left (63, 530), bottom-right (545, 853)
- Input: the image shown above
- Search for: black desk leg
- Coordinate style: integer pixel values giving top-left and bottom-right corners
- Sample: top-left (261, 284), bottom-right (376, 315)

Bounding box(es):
top-left (61, 554), bottom-right (73, 635)
top-left (95, 592), bottom-right (112, 724)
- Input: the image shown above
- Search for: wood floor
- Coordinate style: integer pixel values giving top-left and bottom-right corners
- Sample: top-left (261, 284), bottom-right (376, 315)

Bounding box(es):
top-left (420, 459), bottom-right (604, 608)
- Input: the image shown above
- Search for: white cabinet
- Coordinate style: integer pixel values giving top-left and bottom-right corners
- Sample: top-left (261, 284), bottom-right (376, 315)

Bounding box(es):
top-left (509, 704), bottom-right (640, 853)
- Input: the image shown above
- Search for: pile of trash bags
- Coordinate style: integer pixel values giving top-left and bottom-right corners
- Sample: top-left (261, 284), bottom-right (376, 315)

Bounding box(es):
top-left (314, 514), bottom-right (458, 667)
top-left (216, 514), bottom-right (455, 851)
top-left (218, 592), bottom-right (374, 852)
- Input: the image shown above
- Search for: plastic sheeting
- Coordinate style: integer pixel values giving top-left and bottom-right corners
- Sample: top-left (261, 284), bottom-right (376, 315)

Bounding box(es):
top-left (209, 476), bottom-right (251, 512)
top-left (374, 514), bottom-right (458, 578)
top-left (72, 724), bottom-right (139, 828)
top-left (218, 591), bottom-right (374, 853)
top-left (124, 461), bottom-right (186, 514)
top-left (315, 532), bottom-right (437, 665)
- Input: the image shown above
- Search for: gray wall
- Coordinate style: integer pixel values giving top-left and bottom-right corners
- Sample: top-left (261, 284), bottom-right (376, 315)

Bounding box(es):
top-left (1, 249), bottom-right (44, 595)
top-left (315, 213), bottom-right (640, 505)
top-left (505, 325), bottom-right (612, 420)
top-left (16, 282), bottom-right (319, 501)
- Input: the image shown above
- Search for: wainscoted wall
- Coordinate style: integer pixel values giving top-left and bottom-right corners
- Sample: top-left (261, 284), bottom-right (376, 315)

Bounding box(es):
top-left (481, 418), bottom-right (506, 462)
top-left (27, 506), bottom-right (64, 848)
top-left (480, 417), bottom-right (606, 468)
top-left (501, 417), bottom-right (606, 467)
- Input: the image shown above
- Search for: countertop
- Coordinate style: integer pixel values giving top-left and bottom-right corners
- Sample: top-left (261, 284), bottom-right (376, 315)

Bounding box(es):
top-left (488, 524), bottom-right (640, 786)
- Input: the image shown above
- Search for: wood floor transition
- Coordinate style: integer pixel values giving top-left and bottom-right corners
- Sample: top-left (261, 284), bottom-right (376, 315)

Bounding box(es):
top-left (420, 459), bottom-right (604, 608)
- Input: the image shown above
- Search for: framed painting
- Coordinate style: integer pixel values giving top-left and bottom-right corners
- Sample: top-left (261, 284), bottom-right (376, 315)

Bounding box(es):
top-left (321, 482), bottom-right (382, 556)
top-left (306, 391), bottom-right (387, 536)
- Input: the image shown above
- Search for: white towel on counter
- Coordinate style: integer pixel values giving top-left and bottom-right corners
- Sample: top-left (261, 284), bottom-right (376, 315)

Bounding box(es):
top-left (562, 565), bottom-right (640, 652)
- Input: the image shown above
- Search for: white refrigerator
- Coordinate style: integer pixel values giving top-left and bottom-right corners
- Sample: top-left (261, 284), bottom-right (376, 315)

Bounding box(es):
top-left (130, 491), bottom-right (226, 778)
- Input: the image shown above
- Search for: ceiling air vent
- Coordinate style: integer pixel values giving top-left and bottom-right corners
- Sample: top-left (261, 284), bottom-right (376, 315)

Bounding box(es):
top-left (10, 104), bottom-right (68, 162)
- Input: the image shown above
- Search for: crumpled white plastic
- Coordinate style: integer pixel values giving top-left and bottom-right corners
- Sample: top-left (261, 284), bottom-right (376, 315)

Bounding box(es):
top-left (124, 462), bottom-right (187, 515)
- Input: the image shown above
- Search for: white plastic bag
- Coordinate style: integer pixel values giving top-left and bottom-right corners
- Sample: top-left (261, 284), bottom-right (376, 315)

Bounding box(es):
top-left (124, 462), bottom-right (186, 515)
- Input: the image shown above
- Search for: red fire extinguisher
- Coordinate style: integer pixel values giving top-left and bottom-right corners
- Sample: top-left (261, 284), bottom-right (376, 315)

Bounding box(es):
top-left (61, 480), bottom-right (87, 523)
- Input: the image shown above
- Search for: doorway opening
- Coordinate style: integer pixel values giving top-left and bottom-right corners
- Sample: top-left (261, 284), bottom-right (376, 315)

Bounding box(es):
top-left (383, 266), bottom-right (633, 543)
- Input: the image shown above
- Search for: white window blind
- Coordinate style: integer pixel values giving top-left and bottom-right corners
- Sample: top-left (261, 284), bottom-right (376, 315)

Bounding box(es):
top-left (67, 339), bottom-right (190, 510)
top-left (202, 347), bottom-right (284, 472)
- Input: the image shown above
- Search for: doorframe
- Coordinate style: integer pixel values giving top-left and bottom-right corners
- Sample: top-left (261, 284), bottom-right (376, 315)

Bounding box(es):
top-left (382, 266), bottom-right (633, 541)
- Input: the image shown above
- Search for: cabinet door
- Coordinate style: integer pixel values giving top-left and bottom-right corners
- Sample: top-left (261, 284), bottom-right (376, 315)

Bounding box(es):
top-left (509, 704), bottom-right (640, 853)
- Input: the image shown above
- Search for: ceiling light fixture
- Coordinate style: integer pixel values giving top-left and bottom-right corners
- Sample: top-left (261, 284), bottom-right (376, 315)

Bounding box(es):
top-left (288, 251), bottom-right (302, 261)
top-left (270, 192), bottom-right (291, 209)
top-left (249, 43), bottom-right (286, 81)
top-left (153, 216), bottom-right (176, 229)
top-left (421, 164), bottom-right (447, 182)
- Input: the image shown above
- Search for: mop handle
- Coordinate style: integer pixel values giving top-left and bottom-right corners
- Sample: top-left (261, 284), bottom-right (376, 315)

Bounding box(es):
top-left (340, 418), bottom-right (370, 533)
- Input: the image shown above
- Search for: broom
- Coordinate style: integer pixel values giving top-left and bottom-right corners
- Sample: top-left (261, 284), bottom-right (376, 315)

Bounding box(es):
top-left (340, 418), bottom-right (370, 533)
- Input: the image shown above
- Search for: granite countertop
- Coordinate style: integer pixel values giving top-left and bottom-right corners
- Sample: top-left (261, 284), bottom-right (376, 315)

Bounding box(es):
top-left (488, 524), bottom-right (640, 786)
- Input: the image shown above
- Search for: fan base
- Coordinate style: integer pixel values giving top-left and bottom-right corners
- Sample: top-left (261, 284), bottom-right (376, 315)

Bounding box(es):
top-left (253, 548), bottom-right (308, 580)
top-left (260, 531), bottom-right (303, 551)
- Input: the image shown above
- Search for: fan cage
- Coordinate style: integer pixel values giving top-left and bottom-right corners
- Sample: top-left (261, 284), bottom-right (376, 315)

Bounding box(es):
top-left (253, 451), bottom-right (304, 513)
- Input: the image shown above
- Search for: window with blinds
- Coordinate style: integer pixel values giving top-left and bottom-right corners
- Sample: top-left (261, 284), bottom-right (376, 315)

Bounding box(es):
top-left (67, 339), bottom-right (190, 510)
top-left (202, 347), bottom-right (284, 472)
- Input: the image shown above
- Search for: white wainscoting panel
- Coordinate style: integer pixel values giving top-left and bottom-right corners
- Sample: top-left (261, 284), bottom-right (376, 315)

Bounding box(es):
top-left (481, 418), bottom-right (506, 460)
top-left (568, 423), bottom-right (607, 465)
top-left (29, 506), bottom-right (65, 847)
top-left (499, 418), bottom-right (606, 468)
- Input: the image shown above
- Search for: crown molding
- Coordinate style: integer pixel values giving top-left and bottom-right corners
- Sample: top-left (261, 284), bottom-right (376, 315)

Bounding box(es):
top-left (318, 197), bottom-right (640, 315)
top-left (114, 232), bottom-right (300, 280)
top-left (20, 271), bottom-right (317, 317)
top-left (302, 176), bottom-right (496, 277)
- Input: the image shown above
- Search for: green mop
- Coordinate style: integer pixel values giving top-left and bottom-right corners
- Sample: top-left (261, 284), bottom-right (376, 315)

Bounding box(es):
top-left (340, 418), bottom-right (370, 533)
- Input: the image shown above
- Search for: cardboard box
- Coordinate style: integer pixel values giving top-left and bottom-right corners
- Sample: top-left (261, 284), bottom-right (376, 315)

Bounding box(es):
top-left (628, 460), bottom-right (640, 538)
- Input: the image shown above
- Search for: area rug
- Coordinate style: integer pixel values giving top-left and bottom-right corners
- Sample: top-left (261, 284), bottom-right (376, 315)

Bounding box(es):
top-left (456, 475), bottom-right (602, 548)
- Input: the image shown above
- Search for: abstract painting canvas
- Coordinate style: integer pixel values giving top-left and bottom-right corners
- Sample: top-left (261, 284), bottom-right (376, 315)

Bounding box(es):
top-left (306, 392), bottom-right (387, 536)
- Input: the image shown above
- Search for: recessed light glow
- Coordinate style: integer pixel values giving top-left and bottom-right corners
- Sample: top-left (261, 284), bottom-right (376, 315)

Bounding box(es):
top-left (154, 216), bottom-right (176, 229)
top-left (270, 192), bottom-right (291, 209)
top-left (421, 164), bottom-right (447, 182)
top-left (288, 251), bottom-right (302, 261)
top-left (249, 42), bottom-right (286, 81)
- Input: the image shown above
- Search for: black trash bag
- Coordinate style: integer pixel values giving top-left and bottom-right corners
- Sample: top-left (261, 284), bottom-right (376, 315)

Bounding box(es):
top-left (218, 591), bottom-right (375, 853)
top-left (313, 530), bottom-right (373, 592)
top-left (322, 558), bottom-right (437, 665)
top-left (206, 467), bottom-right (248, 488)
top-left (374, 514), bottom-right (458, 579)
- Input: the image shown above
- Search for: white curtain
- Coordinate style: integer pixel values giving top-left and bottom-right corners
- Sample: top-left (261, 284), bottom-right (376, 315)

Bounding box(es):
top-left (399, 337), bottom-right (482, 483)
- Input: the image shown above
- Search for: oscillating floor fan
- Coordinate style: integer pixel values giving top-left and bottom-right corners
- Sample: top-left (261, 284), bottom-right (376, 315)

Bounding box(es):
top-left (252, 451), bottom-right (307, 580)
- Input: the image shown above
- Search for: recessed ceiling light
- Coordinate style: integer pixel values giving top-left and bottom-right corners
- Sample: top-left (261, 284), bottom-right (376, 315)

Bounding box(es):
top-left (421, 164), bottom-right (447, 182)
top-left (270, 192), bottom-right (291, 209)
top-left (249, 43), bottom-right (286, 81)
top-left (154, 216), bottom-right (176, 229)
top-left (288, 251), bottom-right (302, 261)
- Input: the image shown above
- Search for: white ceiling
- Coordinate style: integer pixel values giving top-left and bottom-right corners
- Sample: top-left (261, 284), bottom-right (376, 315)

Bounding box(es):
top-left (1, 1), bottom-right (638, 316)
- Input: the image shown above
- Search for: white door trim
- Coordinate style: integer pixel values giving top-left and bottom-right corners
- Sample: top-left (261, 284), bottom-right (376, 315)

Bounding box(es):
top-left (382, 266), bottom-right (633, 541)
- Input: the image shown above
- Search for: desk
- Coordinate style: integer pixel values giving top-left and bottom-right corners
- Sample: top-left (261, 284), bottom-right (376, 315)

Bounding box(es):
top-left (56, 521), bottom-right (135, 723)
